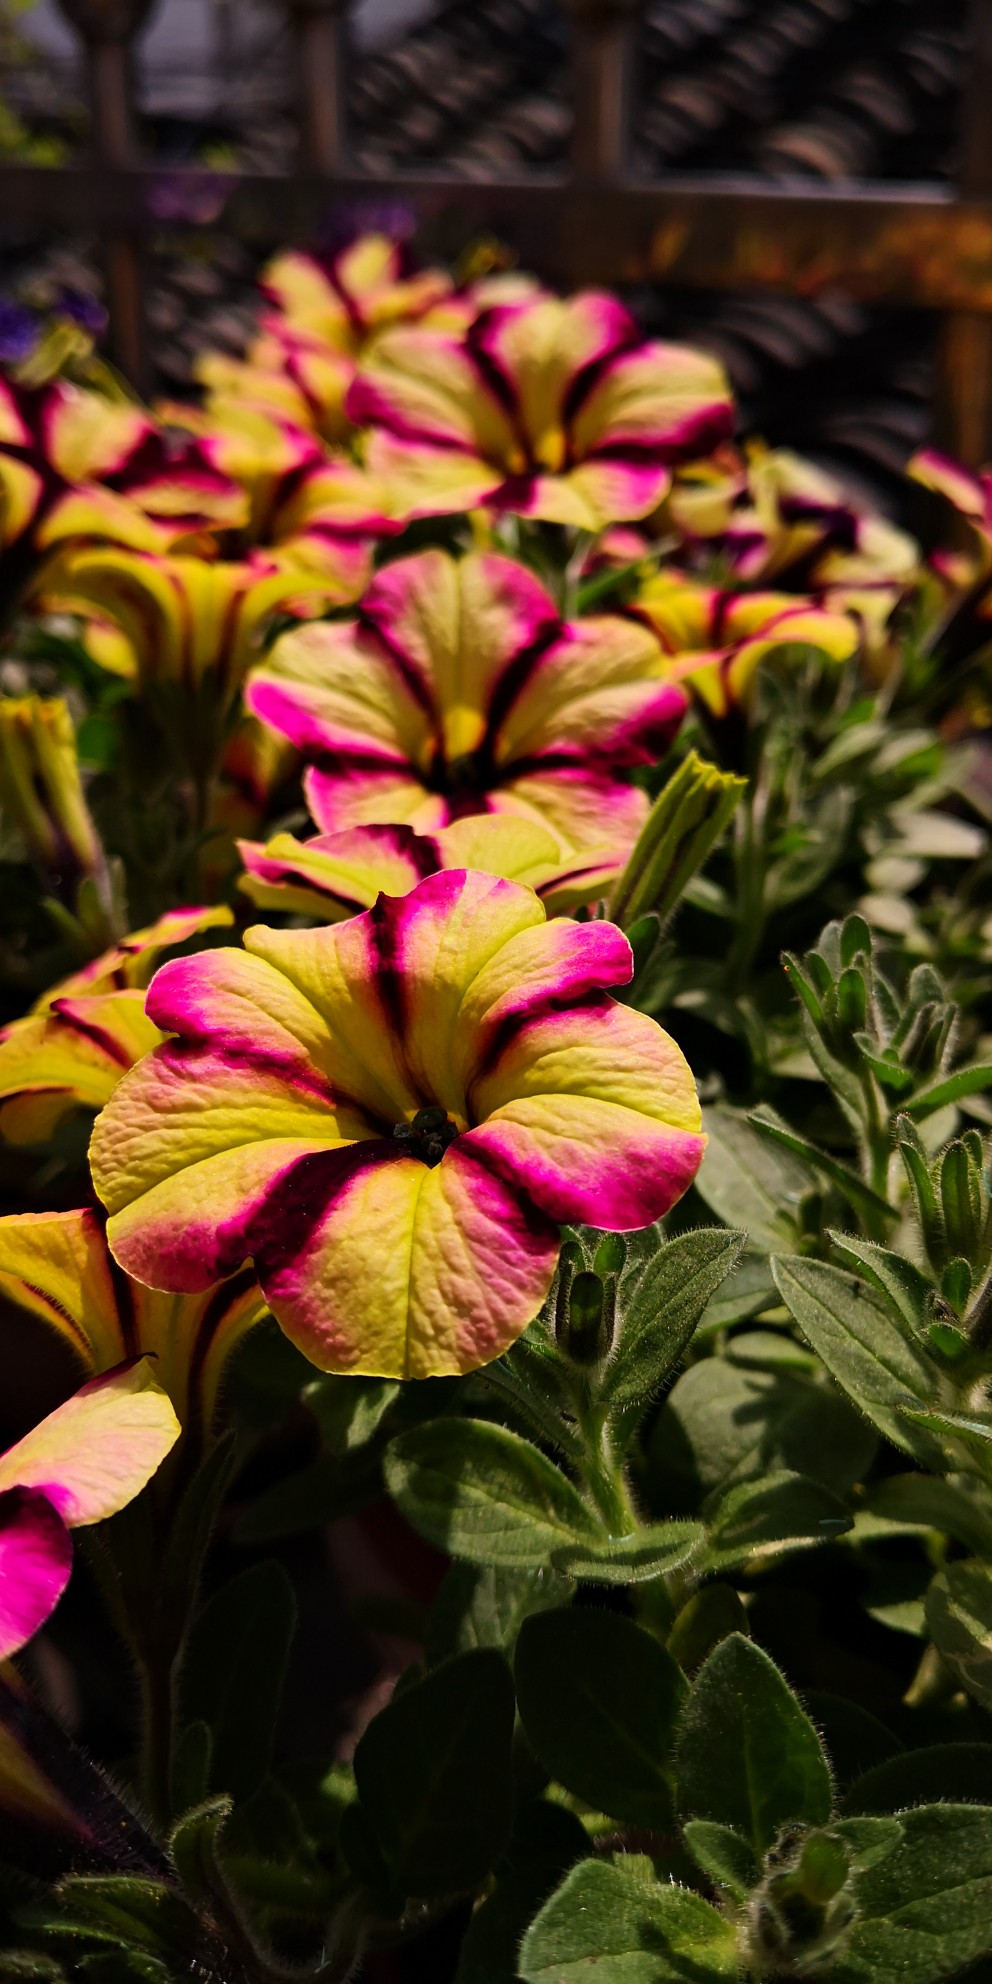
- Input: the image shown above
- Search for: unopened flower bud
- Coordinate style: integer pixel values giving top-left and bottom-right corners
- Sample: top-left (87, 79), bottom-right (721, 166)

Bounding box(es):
top-left (608, 750), bottom-right (745, 930)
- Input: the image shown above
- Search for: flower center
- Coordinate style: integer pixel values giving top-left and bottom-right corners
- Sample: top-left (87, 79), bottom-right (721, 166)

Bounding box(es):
top-left (393, 1104), bottom-right (459, 1167)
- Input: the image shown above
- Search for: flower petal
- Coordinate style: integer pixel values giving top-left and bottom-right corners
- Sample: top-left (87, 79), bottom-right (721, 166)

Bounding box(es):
top-left (246, 618), bottom-right (431, 767)
top-left (0, 991), bottom-right (162, 1146)
top-left (347, 327), bottom-right (516, 461)
top-left (495, 615), bottom-right (684, 767)
top-left (467, 1000), bottom-right (705, 1226)
top-left (304, 762), bottom-right (445, 835)
top-left (570, 342), bottom-right (734, 464)
top-left (0, 1209), bottom-right (123, 1372)
top-left (237, 823), bottom-right (435, 920)
top-left (359, 549), bottom-right (560, 761)
top-left (0, 1490), bottom-right (73, 1662)
top-left (0, 1362), bottom-right (180, 1527)
top-left (489, 766), bottom-right (649, 856)
top-left (252, 1142), bottom-right (559, 1378)
top-left (363, 433), bottom-right (503, 521)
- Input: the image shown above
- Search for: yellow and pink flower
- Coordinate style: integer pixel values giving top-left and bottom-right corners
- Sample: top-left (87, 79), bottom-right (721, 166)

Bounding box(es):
top-left (0, 376), bottom-right (239, 579)
top-left (90, 870), bottom-right (705, 1380)
top-left (0, 1208), bottom-right (266, 1436)
top-left (0, 1361), bottom-right (179, 1660)
top-left (632, 571), bottom-right (861, 717)
top-left (245, 547), bottom-right (686, 855)
top-left (0, 905), bottom-right (230, 1144)
top-left (347, 291), bottom-right (734, 528)
top-left (238, 816), bottom-right (625, 921)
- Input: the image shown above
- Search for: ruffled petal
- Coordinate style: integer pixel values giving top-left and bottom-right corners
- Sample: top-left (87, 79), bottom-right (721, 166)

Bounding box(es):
top-left (347, 328), bottom-right (516, 463)
top-left (237, 823), bottom-right (435, 920)
top-left (466, 1000), bottom-right (704, 1225)
top-left (0, 1362), bottom-right (180, 1527)
top-left (304, 762), bottom-right (445, 835)
top-left (489, 766), bottom-right (649, 856)
top-left (495, 615), bottom-right (684, 768)
top-left (359, 549), bottom-right (559, 761)
top-left (252, 1142), bottom-right (559, 1378)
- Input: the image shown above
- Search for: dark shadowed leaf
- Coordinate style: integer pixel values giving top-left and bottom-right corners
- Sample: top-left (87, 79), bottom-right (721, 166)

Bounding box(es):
top-left (353, 1650), bottom-right (515, 1897)
top-left (514, 1607), bottom-right (685, 1828)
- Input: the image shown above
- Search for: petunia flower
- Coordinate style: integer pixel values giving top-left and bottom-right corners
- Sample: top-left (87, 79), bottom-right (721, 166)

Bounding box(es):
top-left (346, 290), bottom-right (734, 528)
top-left (262, 235), bottom-right (453, 349)
top-left (0, 376), bottom-right (241, 585)
top-left (0, 1361), bottom-right (180, 1661)
top-left (43, 547), bottom-right (307, 721)
top-left (0, 904), bottom-right (230, 1144)
top-left (238, 816), bottom-right (625, 922)
top-left (668, 443), bottom-right (919, 594)
top-left (152, 401), bottom-right (395, 605)
top-left (0, 1207), bottom-right (266, 1436)
top-left (245, 547), bottom-right (687, 855)
top-left (632, 571), bottom-right (861, 717)
top-left (89, 870), bottom-right (706, 1380)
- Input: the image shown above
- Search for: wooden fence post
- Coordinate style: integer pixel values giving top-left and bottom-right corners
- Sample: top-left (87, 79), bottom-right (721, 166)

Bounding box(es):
top-left (286, 0), bottom-right (352, 175)
top-left (935, 0), bottom-right (992, 464)
top-left (53, 0), bottom-right (154, 395)
top-left (564, 0), bottom-right (643, 182)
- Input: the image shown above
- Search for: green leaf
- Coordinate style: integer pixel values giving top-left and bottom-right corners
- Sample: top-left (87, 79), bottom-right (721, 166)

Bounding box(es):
top-left (905, 1063), bottom-right (992, 1119)
top-left (551, 1521), bottom-right (705, 1586)
top-left (926, 1560), bottom-right (992, 1709)
top-left (748, 1113), bottom-right (897, 1228)
top-left (676, 1634), bottom-right (832, 1850)
top-left (514, 1607), bottom-right (686, 1828)
top-left (384, 1419), bottom-right (600, 1567)
top-left (304, 1376), bottom-right (400, 1455)
top-left (770, 1255), bottom-right (940, 1459)
top-left (426, 1563), bottom-right (570, 1664)
top-left (895, 1402), bottom-right (992, 1470)
top-left (700, 1469), bottom-right (852, 1572)
top-left (693, 1105), bottom-right (814, 1249)
top-left (180, 1563), bottom-right (296, 1803)
top-left (843, 1745), bottom-right (992, 1817)
top-left (49, 1880), bottom-right (196, 1962)
top-left (667, 1585), bottom-right (750, 1675)
top-left (519, 1860), bottom-right (738, 1983)
top-left (683, 1820), bottom-right (760, 1901)
top-left (600, 1228), bottom-right (747, 1419)
top-left (829, 1804), bottom-right (992, 1982)
top-left (353, 1649), bottom-right (515, 1898)
top-left (826, 1232), bottom-right (932, 1335)
top-left (651, 1351), bottom-right (875, 1501)
top-left (862, 1475), bottom-right (992, 1557)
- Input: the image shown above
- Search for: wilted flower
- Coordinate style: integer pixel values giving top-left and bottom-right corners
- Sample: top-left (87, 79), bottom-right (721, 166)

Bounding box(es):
top-left (0, 905), bottom-right (230, 1144)
top-left (0, 694), bottom-right (103, 882)
top-left (347, 290), bottom-right (734, 527)
top-left (238, 815), bottom-right (625, 921)
top-left (0, 1361), bottom-right (179, 1660)
top-left (0, 1207), bottom-right (266, 1435)
top-left (632, 572), bottom-right (861, 716)
top-left (246, 547), bottom-right (686, 855)
top-left (90, 870), bottom-right (705, 1379)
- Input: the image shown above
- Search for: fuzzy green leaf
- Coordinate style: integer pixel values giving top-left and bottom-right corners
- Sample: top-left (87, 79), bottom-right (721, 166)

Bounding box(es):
top-left (676, 1634), bottom-right (832, 1849)
top-left (519, 1860), bottom-right (738, 1983)
top-left (385, 1419), bottom-right (600, 1567)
